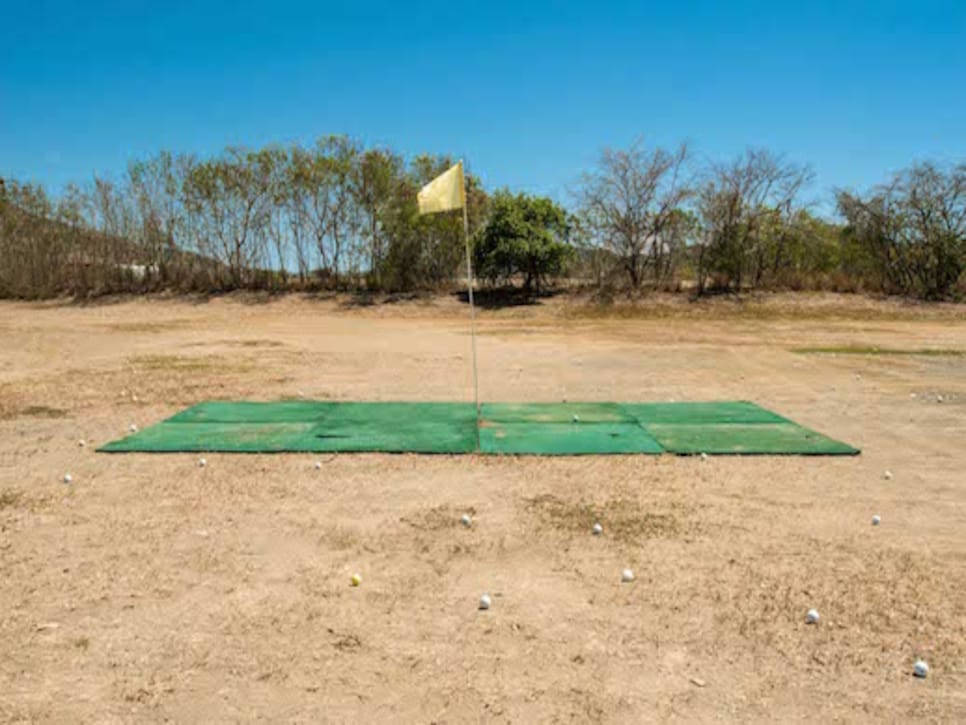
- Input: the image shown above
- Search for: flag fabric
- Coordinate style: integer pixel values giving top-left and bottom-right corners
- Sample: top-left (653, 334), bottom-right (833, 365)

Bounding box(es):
top-left (417, 161), bottom-right (465, 215)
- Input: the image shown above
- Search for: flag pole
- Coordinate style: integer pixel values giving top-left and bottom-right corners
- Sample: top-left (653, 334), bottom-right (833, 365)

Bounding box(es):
top-left (460, 161), bottom-right (481, 452)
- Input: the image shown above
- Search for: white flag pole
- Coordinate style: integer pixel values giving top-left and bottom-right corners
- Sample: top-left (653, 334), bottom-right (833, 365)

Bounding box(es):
top-left (460, 161), bottom-right (481, 452)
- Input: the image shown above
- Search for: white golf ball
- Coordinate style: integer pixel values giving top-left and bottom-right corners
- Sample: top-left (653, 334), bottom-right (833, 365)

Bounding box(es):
top-left (62, 473), bottom-right (72, 484)
top-left (700, 452), bottom-right (708, 461)
top-left (621, 568), bottom-right (635, 583)
top-left (806, 608), bottom-right (820, 624)
top-left (913, 660), bottom-right (929, 678)
top-left (78, 439), bottom-right (86, 447)
top-left (872, 515), bottom-right (881, 526)
top-left (937, 395), bottom-right (944, 403)
top-left (314, 461), bottom-right (322, 470)
top-left (572, 414), bottom-right (580, 423)
top-left (592, 522), bottom-right (603, 536)
top-left (128, 423), bottom-right (138, 433)
top-left (198, 458), bottom-right (207, 468)
top-left (883, 470), bottom-right (893, 480)
top-left (479, 593), bottom-right (491, 610)
top-left (460, 514), bottom-right (472, 527)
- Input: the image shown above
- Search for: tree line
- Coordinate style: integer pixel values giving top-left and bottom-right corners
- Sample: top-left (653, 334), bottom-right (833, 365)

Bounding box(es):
top-left (1, 137), bottom-right (963, 301)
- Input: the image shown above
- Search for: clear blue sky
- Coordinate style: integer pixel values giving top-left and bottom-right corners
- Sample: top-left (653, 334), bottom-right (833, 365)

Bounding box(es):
top-left (2, 0), bottom-right (964, 207)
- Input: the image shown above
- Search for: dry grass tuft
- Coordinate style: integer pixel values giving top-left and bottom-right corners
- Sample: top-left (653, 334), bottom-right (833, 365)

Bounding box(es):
top-left (102, 319), bottom-right (192, 334)
top-left (0, 489), bottom-right (22, 509)
top-left (128, 354), bottom-right (254, 372)
top-left (0, 403), bottom-right (68, 420)
top-left (524, 493), bottom-right (686, 543)
top-left (0, 488), bottom-right (51, 513)
top-left (793, 345), bottom-right (966, 357)
top-left (400, 504), bottom-right (474, 532)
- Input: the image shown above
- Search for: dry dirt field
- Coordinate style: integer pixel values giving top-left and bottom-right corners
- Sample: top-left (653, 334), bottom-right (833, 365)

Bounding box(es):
top-left (1, 292), bottom-right (965, 722)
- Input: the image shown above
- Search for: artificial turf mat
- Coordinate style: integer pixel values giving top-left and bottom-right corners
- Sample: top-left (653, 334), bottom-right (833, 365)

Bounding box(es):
top-left (99, 400), bottom-right (858, 456)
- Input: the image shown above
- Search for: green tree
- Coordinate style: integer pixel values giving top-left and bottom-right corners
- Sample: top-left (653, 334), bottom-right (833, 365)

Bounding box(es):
top-left (474, 190), bottom-right (573, 292)
top-left (378, 157), bottom-right (487, 292)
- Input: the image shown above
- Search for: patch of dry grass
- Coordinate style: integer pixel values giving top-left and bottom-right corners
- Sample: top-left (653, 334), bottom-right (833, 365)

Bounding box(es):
top-left (0, 353), bottom-right (271, 418)
top-left (127, 354), bottom-right (255, 372)
top-left (793, 345), bottom-right (966, 357)
top-left (3, 404), bottom-right (68, 419)
top-left (561, 292), bottom-right (966, 323)
top-left (0, 489), bottom-right (22, 509)
top-left (707, 544), bottom-right (966, 673)
top-left (183, 339), bottom-right (286, 349)
top-left (101, 319), bottom-right (193, 333)
top-left (399, 505), bottom-right (475, 532)
top-left (524, 493), bottom-right (688, 543)
top-left (0, 488), bottom-right (51, 513)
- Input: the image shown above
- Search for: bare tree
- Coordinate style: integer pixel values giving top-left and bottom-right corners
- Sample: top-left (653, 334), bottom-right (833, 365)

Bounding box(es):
top-left (128, 151), bottom-right (192, 287)
top-left (575, 140), bottom-right (692, 291)
top-left (837, 162), bottom-right (966, 298)
top-left (182, 147), bottom-right (274, 288)
top-left (353, 147), bottom-right (402, 288)
top-left (696, 149), bottom-right (813, 292)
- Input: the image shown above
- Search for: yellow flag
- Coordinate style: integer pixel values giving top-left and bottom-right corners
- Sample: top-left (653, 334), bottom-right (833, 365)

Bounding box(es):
top-left (417, 161), bottom-right (465, 215)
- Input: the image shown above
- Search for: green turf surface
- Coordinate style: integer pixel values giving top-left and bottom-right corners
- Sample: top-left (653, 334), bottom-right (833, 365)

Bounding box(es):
top-left (99, 400), bottom-right (859, 456)
top-left (480, 422), bottom-right (664, 455)
top-left (642, 422), bottom-right (859, 456)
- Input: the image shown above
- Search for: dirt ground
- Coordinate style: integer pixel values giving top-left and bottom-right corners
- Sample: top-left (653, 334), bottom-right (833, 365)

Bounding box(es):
top-left (1, 292), bottom-right (965, 722)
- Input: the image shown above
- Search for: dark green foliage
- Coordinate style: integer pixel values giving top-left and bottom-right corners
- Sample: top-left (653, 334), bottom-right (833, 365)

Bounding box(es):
top-left (474, 191), bottom-right (573, 291)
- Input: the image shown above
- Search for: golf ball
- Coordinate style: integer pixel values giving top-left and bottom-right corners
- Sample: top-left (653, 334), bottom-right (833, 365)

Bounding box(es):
top-left (884, 470), bottom-right (893, 480)
top-left (129, 423), bottom-right (138, 433)
top-left (350, 573), bottom-right (361, 587)
top-left (872, 515), bottom-right (881, 526)
top-left (460, 514), bottom-right (472, 527)
top-left (592, 522), bottom-right (603, 535)
top-left (806, 608), bottom-right (820, 624)
top-left (314, 461), bottom-right (322, 470)
top-left (572, 414), bottom-right (580, 423)
top-left (621, 568), bottom-right (635, 583)
top-left (78, 439), bottom-right (86, 447)
top-left (700, 452), bottom-right (708, 461)
top-left (913, 660), bottom-right (929, 678)
top-left (198, 458), bottom-right (207, 468)
top-left (479, 593), bottom-right (491, 610)
top-left (62, 473), bottom-right (72, 484)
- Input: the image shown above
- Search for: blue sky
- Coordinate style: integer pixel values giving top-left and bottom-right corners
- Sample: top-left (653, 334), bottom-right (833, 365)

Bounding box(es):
top-left (2, 0), bottom-right (964, 208)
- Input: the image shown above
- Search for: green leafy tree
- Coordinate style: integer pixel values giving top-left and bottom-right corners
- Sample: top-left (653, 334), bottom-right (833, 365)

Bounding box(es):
top-left (474, 191), bottom-right (573, 292)
top-left (378, 156), bottom-right (487, 292)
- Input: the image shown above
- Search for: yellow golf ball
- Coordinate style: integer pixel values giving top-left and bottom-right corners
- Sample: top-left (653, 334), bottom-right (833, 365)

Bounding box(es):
top-left (350, 573), bottom-right (361, 587)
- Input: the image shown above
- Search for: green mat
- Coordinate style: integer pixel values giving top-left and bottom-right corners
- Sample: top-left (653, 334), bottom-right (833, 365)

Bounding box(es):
top-left (99, 400), bottom-right (858, 456)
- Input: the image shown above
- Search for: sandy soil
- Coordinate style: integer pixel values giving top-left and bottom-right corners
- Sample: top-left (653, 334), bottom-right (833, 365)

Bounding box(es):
top-left (1, 292), bottom-right (965, 722)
